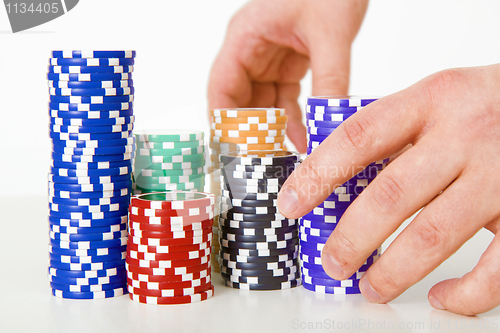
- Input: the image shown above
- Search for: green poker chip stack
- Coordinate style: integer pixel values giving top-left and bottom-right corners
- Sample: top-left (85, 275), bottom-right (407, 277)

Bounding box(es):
top-left (132, 130), bottom-right (206, 194)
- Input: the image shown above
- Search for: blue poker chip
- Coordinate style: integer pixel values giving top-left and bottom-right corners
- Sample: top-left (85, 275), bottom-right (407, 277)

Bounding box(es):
top-left (49, 230), bottom-right (127, 242)
top-left (48, 65), bottom-right (134, 74)
top-left (47, 72), bottom-right (132, 82)
top-left (50, 165), bottom-right (132, 177)
top-left (48, 216), bottom-right (128, 228)
top-left (301, 266), bottom-right (366, 280)
top-left (48, 101), bottom-right (133, 111)
top-left (48, 202), bottom-right (130, 214)
top-left (50, 281), bottom-right (126, 293)
top-left (302, 281), bottom-right (361, 294)
top-left (300, 225), bottom-right (334, 237)
top-left (49, 87), bottom-right (134, 97)
top-left (50, 166), bottom-right (132, 178)
top-left (307, 127), bottom-right (336, 136)
top-left (49, 222), bottom-right (127, 234)
top-left (49, 237), bottom-right (128, 250)
top-left (306, 120), bottom-right (342, 128)
top-left (49, 57), bottom-right (135, 66)
top-left (51, 137), bottom-right (135, 148)
top-left (306, 96), bottom-right (377, 107)
top-left (302, 256), bottom-right (375, 273)
top-left (307, 134), bottom-right (331, 143)
top-left (49, 251), bottom-right (126, 263)
top-left (298, 244), bottom-right (329, 258)
top-left (52, 145), bottom-right (135, 156)
top-left (48, 271), bottom-right (126, 285)
top-left (300, 218), bottom-right (338, 231)
top-left (49, 109), bottom-right (134, 120)
top-left (48, 188), bottom-right (130, 200)
top-left (51, 286), bottom-right (127, 299)
top-left (50, 159), bottom-right (132, 170)
top-left (50, 94), bottom-right (134, 104)
top-left (49, 259), bottom-right (126, 271)
top-left (325, 191), bottom-right (360, 201)
top-left (49, 115), bottom-right (135, 127)
top-left (302, 274), bottom-right (360, 288)
top-left (48, 245), bottom-right (127, 257)
top-left (48, 173), bottom-right (131, 184)
top-left (50, 151), bottom-right (134, 163)
top-left (305, 111), bottom-right (355, 121)
top-left (51, 50), bottom-right (136, 59)
top-left (300, 233), bottom-right (332, 245)
top-left (48, 79), bottom-right (133, 89)
top-left (305, 104), bottom-right (363, 113)
top-left (48, 209), bottom-right (129, 220)
top-left (49, 130), bottom-right (133, 141)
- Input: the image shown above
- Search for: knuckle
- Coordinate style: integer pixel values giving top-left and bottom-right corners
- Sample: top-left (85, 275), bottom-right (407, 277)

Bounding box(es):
top-left (338, 114), bottom-right (375, 155)
top-left (411, 216), bottom-right (447, 253)
top-left (369, 173), bottom-right (406, 215)
top-left (424, 69), bottom-right (464, 104)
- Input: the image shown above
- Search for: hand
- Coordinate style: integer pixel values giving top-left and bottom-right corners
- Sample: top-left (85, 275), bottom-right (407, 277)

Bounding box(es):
top-left (208, 0), bottom-right (368, 153)
top-left (277, 64), bottom-right (500, 315)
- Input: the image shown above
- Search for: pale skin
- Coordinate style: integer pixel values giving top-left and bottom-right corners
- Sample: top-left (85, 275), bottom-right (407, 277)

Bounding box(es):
top-left (208, 0), bottom-right (500, 316)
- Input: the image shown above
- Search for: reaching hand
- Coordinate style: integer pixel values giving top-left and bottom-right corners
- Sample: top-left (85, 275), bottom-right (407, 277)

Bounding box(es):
top-left (278, 64), bottom-right (500, 315)
top-left (208, 0), bottom-right (369, 153)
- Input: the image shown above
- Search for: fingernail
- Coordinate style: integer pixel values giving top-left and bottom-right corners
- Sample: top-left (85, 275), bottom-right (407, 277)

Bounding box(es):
top-left (277, 187), bottom-right (298, 215)
top-left (321, 251), bottom-right (343, 279)
top-left (360, 278), bottom-right (381, 303)
top-left (429, 296), bottom-right (445, 310)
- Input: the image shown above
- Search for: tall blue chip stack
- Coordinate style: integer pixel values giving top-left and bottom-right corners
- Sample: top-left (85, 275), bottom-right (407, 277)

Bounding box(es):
top-left (300, 96), bottom-right (384, 294)
top-left (46, 50), bottom-right (136, 300)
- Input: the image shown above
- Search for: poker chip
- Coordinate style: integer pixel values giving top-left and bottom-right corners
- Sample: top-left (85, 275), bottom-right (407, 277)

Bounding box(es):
top-left (49, 87), bottom-right (134, 97)
top-left (127, 268), bottom-right (211, 284)
top-left (132, 180), bottom-right (205, 192)
top-left (302, 282), bottom-right (360, 294)
top-left (50, 115), bottom-right (135, 127)
top-left (49, 252), bottom-right (126, 264)
top-left (220, 272), bottom-right (299, 284)
top-left (128, 227), bottom-right (212, 239)
top-left (222, 176), bottom-right (286, 187)
top-left (48, 101), bottom-right (133, 112)
top-left (302, 274), bottom-right (360, 288)
top-left (127, 281), bottom-right (212, 297)
top-left (49, 230), bottom-right (127, 242)
top-left (49, 130), bottom-right (133, 141)
top-left (48, 79), bottom-right (133, 89)
top-left (221, 197), bottom-right (278, 208)
top-left (218, 251), bottom-right (297, 263)
top-left (127, 247), bottom-right (210, 261)
top-left (136, 167), bottom-right (204, 177)
top-left (48, 272), bottom-right (126, 286)
top-left (210, 108), bottom-right (286, 118)
top-left (51, 287), bottom-right (127, 299)
top-left (305, 104), bottom-right (363, 114)
top-left (218, 217), bottom-right (297, 229)
top-left (49, 222), bottom-right (127, 234)
top-left (48, 215), bottom-right (128, 229)
top-left (126, 276), bottom-right (210, 290)
top-left (220, 244), bottom-right (298, 257)
top-left (48, 188), bottom-right (129, 199)
top-left (50, 237), bottom-right (128, 250)
top-left (47, 72), bottom-right (133, 82)
top-left (305, 111), bottom-right (354, 121)
top-left (212, 115), bottom-right (288, 124)
top-left (307, 126), bottom-right (337, 136)
top-left (210, 142), bottom-right (284, 151)
top-left (52, 50), bottom-right (136, 59)
top-left (50, 166), bottom-right (132, 178)
top-left (48, 65), bottom-right (134, 74)
top-left (301, 267), bottom-right (366, 280)
top-left (219, 224), bottom-right (297, 236)
top-left (219, 258), bottom-right (298, 270)
top-left (220, 150), bottom-right (299, 166)
top-left (211, 129), bottom-right (286, 138)
top-left (129, 212), bottom-right (214, 226)
top-left (220, 204), bottom-right (280, 215)
top-left (48, 266), bottom-right (126, 279)
top-left (125, 255), bottom-right (210, 269)
top-left (128, 219), bottom-right (213, 232)
top-left (220, 238), bottom-right (298, 250)
top-left (223, 279), bottom-right (301, 290)
top-left (211, 122), bottom-right (287, 131)
top-left (49, 109), bottom-right (134, 119)
top-left (136, 146), bottom-right (204, 157)
top-left (49, 57), bottom-right (135, 66)
top-left (48, 245), bottom-right (127, 258)
top-left (126, 240), bottom-right (212, 255)
top-left (221, 264), bottom-right (298, 277)
top-left (306, 96), bottom-right (377, 107)
top-left (48, 173), bottom-right (131, 184)
top-left (136, 139), bottom-right (204, 149)
top-left (50, 281), bottom-right (126, 293)
top-left (128, 285), bottom-right (213, 304)
top-left (219, 231), bottom-right (298, 243)
top-left (49, 258), bottom-right (126, 271)
top-left (128, 233), bottom-right (212, 247)
top-left (48, 180), bottom-right (131, 192)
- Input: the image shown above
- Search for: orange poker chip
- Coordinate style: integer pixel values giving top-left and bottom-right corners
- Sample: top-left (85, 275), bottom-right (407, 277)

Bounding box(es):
top-left (211, 122), bottom-right (287, 131)
top-left (210, 129), bottom-right (286, 138)
top-left (211, 136), bottom-right (285, 144)
top-left (211, 115), bottom-right (288, 124)
top-left (210, 108), bottom-right (285, 118)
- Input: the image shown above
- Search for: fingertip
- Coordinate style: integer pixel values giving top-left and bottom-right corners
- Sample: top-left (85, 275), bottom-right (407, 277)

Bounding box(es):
top-left (277, 186), bottom-right (299, 217)
top-left (428, 295), bottom-right (446, 310)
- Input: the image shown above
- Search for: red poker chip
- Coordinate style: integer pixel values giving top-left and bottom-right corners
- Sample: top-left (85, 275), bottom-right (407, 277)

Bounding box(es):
top-left (128, 226), bottom-right (212, 239)
top-left (125, 261), bottom-right (210, 276)
top-left (126, 276), bottom-right (211, 290)
top-left (125, 254), bottom-right (210, 269)
top-left (128, 232), bottom-right (212, 247)
top-left (128, 281), bottom-right (212, 297)
top-left (129, 213), bottom-right (214, 226)
top-left (127, 247), bottom-right (211, 261)
top-left (129, 205), bottom-right (214, 217)
top-left (127, 268), bottom-right (211, 283)
top-left (128, 219), bottom-right (213, 232)
top-left (129, 285), bottom-right (214, 304)
top-left (126, 240), bottom-right (211, 254)
top-left (130, 192), bottom-right (215, 210)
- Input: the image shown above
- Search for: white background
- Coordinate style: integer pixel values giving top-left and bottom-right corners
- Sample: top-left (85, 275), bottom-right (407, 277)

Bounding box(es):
top-left (1, 1), bottom-right (500, 332)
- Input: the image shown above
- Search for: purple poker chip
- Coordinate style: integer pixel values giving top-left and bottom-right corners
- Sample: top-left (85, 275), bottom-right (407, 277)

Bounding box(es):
top-left (306, 96), bottom-right (377, 108)
top-left (302, 281), bottom-right (361, 294)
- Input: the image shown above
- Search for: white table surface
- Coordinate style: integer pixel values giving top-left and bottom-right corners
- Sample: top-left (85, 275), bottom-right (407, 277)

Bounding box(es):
top-left (1, 195), bottom-right (499, 333)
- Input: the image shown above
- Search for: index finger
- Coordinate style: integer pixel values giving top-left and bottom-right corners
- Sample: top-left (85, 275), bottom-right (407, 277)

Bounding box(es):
top-left (277, 92), bottom-right (426, 219)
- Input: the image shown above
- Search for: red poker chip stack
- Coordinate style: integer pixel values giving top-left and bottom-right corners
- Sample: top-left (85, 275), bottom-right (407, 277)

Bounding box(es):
top-left (126, 191), bottom-right (216, 304)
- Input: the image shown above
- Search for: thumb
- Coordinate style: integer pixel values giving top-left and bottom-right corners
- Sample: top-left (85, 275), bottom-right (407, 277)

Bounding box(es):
top-left (309, 40), bottom-right (351, 96)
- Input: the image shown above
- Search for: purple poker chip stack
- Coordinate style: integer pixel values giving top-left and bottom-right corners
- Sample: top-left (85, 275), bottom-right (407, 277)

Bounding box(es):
top-left (300, 96), bottom-right (385, 294)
